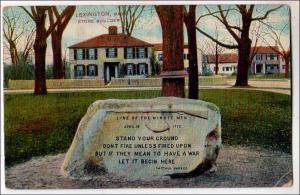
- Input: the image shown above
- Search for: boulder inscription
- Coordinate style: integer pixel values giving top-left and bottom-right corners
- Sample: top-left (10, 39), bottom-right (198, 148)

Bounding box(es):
top-left (61, 97), bottom-right (221, 179)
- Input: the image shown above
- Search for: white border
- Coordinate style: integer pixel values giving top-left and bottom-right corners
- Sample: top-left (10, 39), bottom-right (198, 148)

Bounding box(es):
top-left (1, 1), bottom-right (299, 194)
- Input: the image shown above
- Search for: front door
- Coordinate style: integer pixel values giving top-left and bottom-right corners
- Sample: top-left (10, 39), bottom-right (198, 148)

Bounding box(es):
top-left (256, 64), bottom-right (262, 73)
top-left (104, 62), bottom-right (119, 82)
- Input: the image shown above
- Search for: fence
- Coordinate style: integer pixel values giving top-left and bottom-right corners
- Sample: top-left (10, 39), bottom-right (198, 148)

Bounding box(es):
top-left (8, 79), bottom-right (105, 89)
top-left (7, 76), bottom-right (227, 90)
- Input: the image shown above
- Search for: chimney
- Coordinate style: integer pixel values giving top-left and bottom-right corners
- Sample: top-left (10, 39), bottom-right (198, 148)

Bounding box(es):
top-left (108, 26), bottom-right (118, 35)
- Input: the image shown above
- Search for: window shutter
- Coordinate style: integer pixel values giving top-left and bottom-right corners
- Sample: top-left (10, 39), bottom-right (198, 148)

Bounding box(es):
top-left (133, 48), bottom-right (136, 59)
top-left (95, 65), bottom-right (98, 76)
top-left (136, 48), bottom-right (140, 59)
top-left (83, 65), bottom-right (86, 76)
top-left (124, 48), bottom-right (127, 59)
top-left (106, 48), bottom-right (109, 58)
top-left (94, 48), bottom-right (98, 60)
top-left (137, 64), bottom-right (140, 75)
top-left (145, 64), bottom-right (148, 75)
top-left (133, 64), bottom-right (136, 75)
top-left (74, 49), bottom-right (77, 60)
top-left (145, 48), bottom-right (148, 58)
top-left (82, 49), bottom-right (86, 60)
top-left (114, 48), bottom-right (117, 57)
top-left (86, 49), bottom-right (89, 60)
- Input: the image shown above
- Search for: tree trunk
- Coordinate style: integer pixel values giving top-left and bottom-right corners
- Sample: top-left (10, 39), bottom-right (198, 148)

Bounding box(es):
top-left (184, 5), bottom-right (198, 99)
top-left (33, 13), bottom-right (48, 95)
top-left (52, 31), bottom-right (64, 79)
top-left (215, 44), bottom-right (219, 75)
top-left (9, 43), bottom-right (18, 66)
top-left (284, 56), bottom-right (290, 78)
top-left (33, 39), bottom-right (47, 95)
top-left (156, 6), bottom-right (185, 97)
top-left (235, 15), bottom-right (252, 87)
top-left (235, 38), bottom-right (251, 86)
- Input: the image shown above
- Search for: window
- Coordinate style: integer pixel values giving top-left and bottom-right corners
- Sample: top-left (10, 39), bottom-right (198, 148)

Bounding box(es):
top-left (256, 54), bottom-right (262, 60)
top-left (127, 64), bottom-right (134, 75)
top-left (87, 65), bottom-right (98, 76)
top-left (158, 54), bottom-right (163, 61)
top-left (139, 64), bottom-right (146, 75)
top-left (106, 48), bottom-right (117, 58)
top-left (74, 65), bottom-right (85, 77)
top-left (87, 48), bottom-right (97, 60)
top-left (271, 54), bottom-right (277, 60)
top-left (76, 49), bottom-right (85, 60)
top-left (139, 48), bottom-right (146, 59)
top-left (267, 54), bottom-right (277, 60)
top-left (126, 48), bottom-right (134, 59)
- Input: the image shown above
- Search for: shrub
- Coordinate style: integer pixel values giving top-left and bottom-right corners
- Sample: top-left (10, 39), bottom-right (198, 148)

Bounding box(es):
top-left (4, 62), bottom-right (35, 88)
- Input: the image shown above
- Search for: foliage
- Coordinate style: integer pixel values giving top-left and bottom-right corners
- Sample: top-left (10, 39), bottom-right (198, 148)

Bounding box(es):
top-left (202, 62), bottom-right (213, 76)
top-left (4, 61), bottom-right (35, 88)
top-left (46, 65), bottom-right (53, 79)
top-left (4, 89), bottom-right (292, 167)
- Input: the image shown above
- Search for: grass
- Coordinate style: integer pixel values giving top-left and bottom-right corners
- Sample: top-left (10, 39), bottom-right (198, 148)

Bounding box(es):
top-left (4, 89), bottom-right (292, 167)
top-left (227, 73), bottom-right (289, 79)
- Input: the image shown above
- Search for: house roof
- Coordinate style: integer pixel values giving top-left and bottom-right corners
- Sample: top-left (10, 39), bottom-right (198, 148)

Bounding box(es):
top-left (153, 43), bottom-right (189, 51)
top-left (207, 53), bottom-right (238, 64)
top-left (207, 46), bottom-right (280, 64)
top-left (251, 46), bottom-right (279, 54)
top-left (69, 33), bottom-right (153, 48)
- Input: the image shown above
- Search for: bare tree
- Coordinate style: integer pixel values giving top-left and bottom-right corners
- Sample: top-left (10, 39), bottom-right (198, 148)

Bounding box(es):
top-left (118, 5), bottom-right (145, 36)
top-left (196, 5), bottom-right (283, 86)
top-left (155, 5), bottom-right (185, 97)
top-left (21, 6), bottom-right (59, 95)
top-left (3, 9), bottom-right (34, 66)
top-left (200, 26), bottom-right (226, 75)
top-left (50, 6), bottom-right (76, 79)
top-left (184, 5), bottom-right (199, 99)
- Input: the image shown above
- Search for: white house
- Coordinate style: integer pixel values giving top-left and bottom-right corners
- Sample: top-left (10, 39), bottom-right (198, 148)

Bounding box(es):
top-left (153, 43), bottom-right (203, 75)
top-left (206, 46), bottom-right (287, 75)
top-left (207, 53), bottom-right (238, 75)
top-left (251, 46), bottom-right (285, 74)
top-left (69, 26), bottom-right (153, 82)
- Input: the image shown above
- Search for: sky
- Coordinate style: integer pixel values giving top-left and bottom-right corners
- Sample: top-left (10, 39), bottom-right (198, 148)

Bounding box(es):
top-left (2, 4), bottom-right (290, 65)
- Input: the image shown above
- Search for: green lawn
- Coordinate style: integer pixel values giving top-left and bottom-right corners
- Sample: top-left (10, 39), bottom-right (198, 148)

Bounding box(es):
top-left (227, 73), bottom-right (289, 79)
top-left (4, 89), bottom-right (292, 167)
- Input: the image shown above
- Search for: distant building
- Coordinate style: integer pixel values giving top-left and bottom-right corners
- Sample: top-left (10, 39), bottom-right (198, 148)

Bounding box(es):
top-left (251, 46), bottom-right (285, 74)
top-left (69, 26), bottom-right (153, 82)
top-left (153, 43), bottom-right (203, 75)
top-left (207, 53), bottom-right (238, 75)
top-left (205, 46), bottom-right (286, 75)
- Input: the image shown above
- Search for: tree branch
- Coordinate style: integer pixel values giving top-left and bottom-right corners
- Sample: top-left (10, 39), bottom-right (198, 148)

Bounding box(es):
top-left (251, 5), bottom-right (283, 21)
top-left (196, 26), bottom-right (238, 49)
top-left (20, 6), bottom-right (35, 20)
